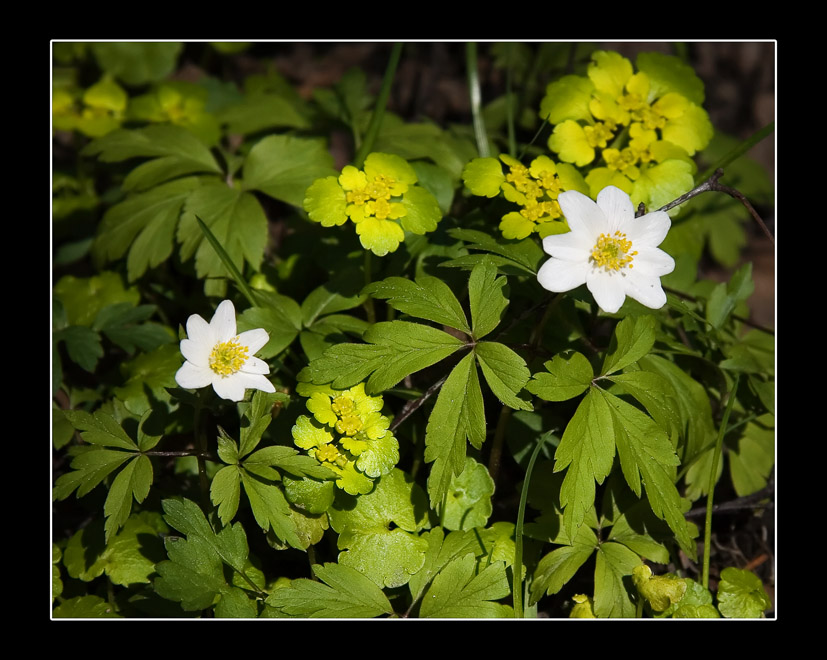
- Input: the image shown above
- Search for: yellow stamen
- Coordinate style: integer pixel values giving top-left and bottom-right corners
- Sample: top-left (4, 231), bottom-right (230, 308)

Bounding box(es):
top-left (208, 338), bottom-right (249, 377)
top-left (591, 231), bottom-right (637, 271)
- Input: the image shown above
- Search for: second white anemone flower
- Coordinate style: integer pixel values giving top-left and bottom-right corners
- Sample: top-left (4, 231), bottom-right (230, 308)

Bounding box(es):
top-left (175, 299), bottom-right (275, 402)
top-left (537, 186), bottom-right (675, 314)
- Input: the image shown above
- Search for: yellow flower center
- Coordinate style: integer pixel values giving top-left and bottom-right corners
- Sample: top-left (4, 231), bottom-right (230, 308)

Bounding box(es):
top-left (315, 443), bottom-right (345, 466)
top-left (336, 414), bottom-right (363, 436)
top-left (591, 231), bottom-right (637, 271)
top-left (208, 338), bottom-right (249, 377)
top-left (584, 122), bottom-right (615, 149)
top-left (346, 174), bottom-right (398, 215)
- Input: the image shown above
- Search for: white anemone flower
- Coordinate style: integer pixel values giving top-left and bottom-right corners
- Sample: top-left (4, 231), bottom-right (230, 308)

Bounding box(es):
top-left (537, 186), bottom-right (675, 314)
top-left (175, 299), bottom-right (275, 402)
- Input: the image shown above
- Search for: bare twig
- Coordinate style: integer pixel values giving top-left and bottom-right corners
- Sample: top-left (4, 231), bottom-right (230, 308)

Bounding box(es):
top-left (657, 168), bottom-right (774, 244)
top-left (389, 373), bottom-right (448, 432)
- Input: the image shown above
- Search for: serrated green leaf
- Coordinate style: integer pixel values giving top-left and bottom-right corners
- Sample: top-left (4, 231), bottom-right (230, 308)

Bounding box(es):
top-left (239, 471), bottom-right (303, 549)
top-left (363, 275), bottom-right (470, 334)
top-left (530, 524), bottom-right (597, 605)
top-left (211, 465), bottom-right (242, 525)
top-left (301, 275), bottom-right (366, 327)
top-left (154, 535), bottom-right (226, 611)
top-left (408, 527), bottom-right (481, 603)
top-left (82, 125), bottom-right (221, 190)
top-left (419, 554), bottom-right (511, 618)
top-left (468, 261), bottom-right (508, 339)
top-left (600, 315), bottom-right (656, 376)
top-left (246, 445), bottom-right (335, 481)
top-left (606, 370), bottom-right (682, 442)
top-left (265, 563), bottom-right (393, 618)
top-left (527, 350), bottom-right (594, 402)
top-left (178, 182), bottom-right (268, 281)
top-left (54, 326), bottom-right (103, 372)
top-left (555, 389), bottom-right (615, 540)
top-left (91, 42), bottom-right (183, 86)
top-left (52, 595), bottom-right (121, 618)
top-left (706, 263), bottom-right (754, 329)
top-left (448, 228), bottom-right (545, 274)
top-left (425, 353), bottom-right (486, 510)
top-left (217, 93), bottom-right (311, 135)
top-left (728, 416), bottom-right (774, 497)
top-left (243, 134), bottom-right (337, 207)
top-left (475, 341), bottom-right (532, 410)
top-left (53, 447), bottom-right (134, 501)
top-left (61, 409), bottom-right (138, 450)
top-left (238, 292), bottom-right (303, 360)
top-left (104, 454), bottom-right (153, 542)
top-left (593, 541), bottom-right (641, 618)
top-left (595, 388), bottom-right (695, 557)
top-left (305, 320), bottom-right (465, 394)
top-left (161, 497), bottom-right (248, 574)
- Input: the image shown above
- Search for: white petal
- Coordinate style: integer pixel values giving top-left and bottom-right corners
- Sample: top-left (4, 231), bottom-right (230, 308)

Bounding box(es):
top-left (623, 271), bottom-right (668, 309)
top-left (185, 313), bottom-right (213, 346)
top-left (596, 186), bottom-right (635, 232)
top-left (558, 190), bottom-right (607, 237)
top-left (542, 230), bottom-right (594, 261)
top-left (180, 337), bottom-right (212, 366)
top-left (235, 372), bottom-right (276, 393)
top-left (586, 270), bottom-right (626, 314)
top-left (633, 246), bottom-right (676, 277)
top-left (237, 328), bottom-right (270, 355)
top-left (624, 210), bottom-right (671, 247)
top-left (175, 361), bottom-right (214, 389)
top-left (211, 300), bottom-right (237, 342)
top-left (212, 374), bottom-right (247, 401)
top-left (537, 257), bottom-right (589, 293)
top-left (242, 356), bottom-right (271, 375)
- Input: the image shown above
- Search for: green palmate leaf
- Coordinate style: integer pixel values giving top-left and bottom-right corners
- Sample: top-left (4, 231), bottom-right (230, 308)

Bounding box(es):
top-left (717, 567), bottom-right (772, 618)
top-left (63, 513), bottom-right (166, 587)
top-left (530, 524), bottom-right (598, 605)
top-left (305, 320), bottom-right (465, 394)
top-left (246, 446), bottom-right (335, 481)
top-left (54, 326), bottom-right (103, 372)
top-left (594, 541), bottom-right (642, 618)
top-left (600, 315), bottom-right (656, 376)
top-left (178, 182), bottom-right (268, 281)
top-left (214, 586), bottom-right (259, 619)
top-left (606, 369), bottom-right (682, 442)
top-left (94, 303), bottom-right (174, 354)
top-left (468, 261), bottom-right (508, 339)
top-left (53, 447), bottom-right (134, 501)
top-left (82, 125), bottom-right (221, 192)
top-left (419, 554), bottom-right (511, 618)
top-left (217, 92), bottom-right (311, 135)
top-left (706, 262), bottom-right (754, 329)
top-left (61, 409), bottom-right (137, 451)
top-left (161, 497), bottom-right (248, 574)
top-left (475, 341), bottom-right (532, 411)
top-left (239, 471), bottom-right (303, 549)
top-left (442, 457), bottom-right (495, 531)
top-left (728, 416), bottom-right (774, 497)
top-left (328, 469), bottom-right (430, 589)
top-left (527, 350), bottom-right (594, 402)
top-left (154, 534), bottom-right (227, 611)
top-left (555, 389), bottom-right (616, 540)
top-left (265, 563), bottom-right (393, 618)
top-left (211, 465), bottom-right (242, 525)
top-left (363, 275), bottom-right (470, 334)
top-left (104, 454), bottom-right (153, 542)
top-left (595, 389), bottom-right (695, 557)
top-left (54, 271), bottom-right (141, 328)
top-left (447, 228), bottom-right (545, 275)
top-left (408, 527), bottom-right (482, 604)
top-left (236, 389), bottom-right (282, 458)
top-left (425, 352), bottom-right (486, 510)
top-left (301, 275), bottom-right (366, 327)
top-left (242, 134), bottom-right (337, 207)
top-left (91, 42), bottom-right (183, 86)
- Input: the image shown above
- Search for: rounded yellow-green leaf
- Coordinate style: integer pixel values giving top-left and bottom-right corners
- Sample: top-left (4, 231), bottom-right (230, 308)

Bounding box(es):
top-left (400, 185), bottom-right (441, 234)
top-left (501, 182), bottom-right (526, 206)
top-left (303, 176), bottom-right (348, 227)
top-left (528, 155), bottom-right (558, 179)
top-left (339, 165), bottom-right (367, 191)
top-left (588, 51), bottom-right (634, 98)
top-left (364, 152), bottom-right (418, 192)
top-left (292, 415), bottom-right (335, 450)
top-left (499, 212), bottom-right (534, 240)
top-left (631, 159), bottom-right (694, 213)
top-left (539, 75), bottom-right (595, 124)
top-left (332, 460), bottom-right (375, 496)
top-left (661, 103), bottom-right (713, 155)
top-left (586, 167), bottom-right (633, 199)
top-left (462, 157), bottom-right (505, 197)
top-left (354, 215), bottom-right (405, 256)
top-left (555, 162), bottom-right (590, 195)
top-left (83, 77), bottom-right (128, 113)
top-left (354, 432), bottom-right (400, 478)
top-left (548, 120), bottom-right (595, 167)
top-left (537, 217), bottom-right (570, 238)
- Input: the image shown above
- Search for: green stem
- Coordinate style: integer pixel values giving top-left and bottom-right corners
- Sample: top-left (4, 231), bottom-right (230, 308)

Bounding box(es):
top-left (513, 431), bottom-right (550, 618)
top-left (696, 122), bottom-right (774, 184)
top-left (505, 45), bottom-right (516, 159)
top-left (353, 43), bottom-right (403, 169)
top-left (193, 394), bottom-right (210, 512)
top-left (466, 42), bottom-right (490, 158)
top-left (487, 405), bottom-right (512, 484)
top-left (702, 374), bottom-right (740, 589)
